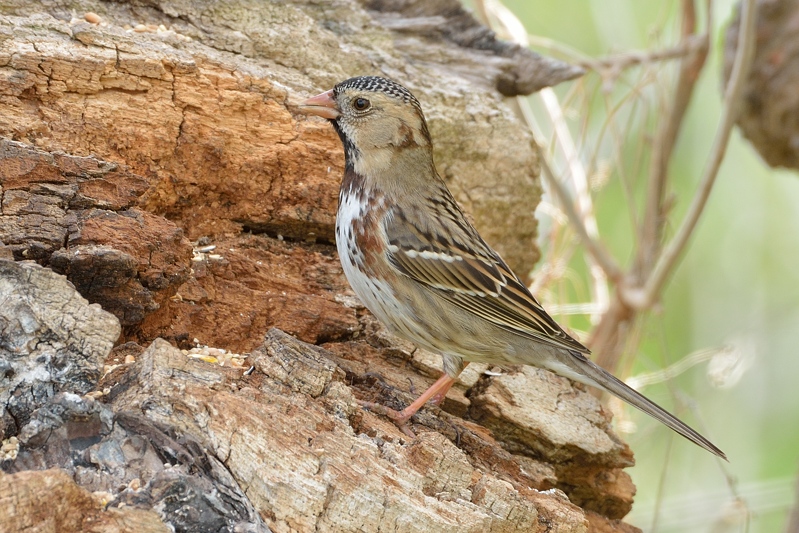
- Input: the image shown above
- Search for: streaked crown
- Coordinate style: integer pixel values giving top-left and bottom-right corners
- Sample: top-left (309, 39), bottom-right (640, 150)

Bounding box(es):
top-left (333, 76), bottom-right (424, 115)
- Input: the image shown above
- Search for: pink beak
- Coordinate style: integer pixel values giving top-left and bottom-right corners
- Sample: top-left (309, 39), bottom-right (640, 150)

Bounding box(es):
top-left (298, 89), bottom-right (340, 120)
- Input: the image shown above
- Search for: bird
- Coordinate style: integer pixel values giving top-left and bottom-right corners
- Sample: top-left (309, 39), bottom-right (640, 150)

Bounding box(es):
top-left (298, 75), bottom-right (726, 460)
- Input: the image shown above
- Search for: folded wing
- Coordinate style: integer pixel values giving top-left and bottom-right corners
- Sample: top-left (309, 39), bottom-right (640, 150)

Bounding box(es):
top-left (384, 199), bottom-right (590, 355)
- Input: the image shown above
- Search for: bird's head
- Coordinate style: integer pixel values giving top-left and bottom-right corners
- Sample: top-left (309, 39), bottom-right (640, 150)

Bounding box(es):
top-left (299, 76), bottom-right (433, 178)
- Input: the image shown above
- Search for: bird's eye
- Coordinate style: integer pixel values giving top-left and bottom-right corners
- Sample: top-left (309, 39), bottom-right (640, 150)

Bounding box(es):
top-left (352, 97), bottom-right (371, 111)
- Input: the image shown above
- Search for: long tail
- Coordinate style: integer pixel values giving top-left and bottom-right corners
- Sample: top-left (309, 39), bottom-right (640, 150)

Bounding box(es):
top-left (556, 350), bottom-right (727, 460)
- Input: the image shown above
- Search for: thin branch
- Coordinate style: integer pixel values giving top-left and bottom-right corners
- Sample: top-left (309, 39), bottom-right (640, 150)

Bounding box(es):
top-left (481, 0), bottom-right (621, 302)
top-left (597, 75), bottom-right (651, 240)
top-left (637, 0), bottom-right (709, 277)
top-left (625, 345), bottom-right (730, 390)
top-left (524, 34), bottom-right (594, 65)
top-left (525, 32), bottom-right (705, 76)
top-left (592, 0), bottom-right (710, 372)
top-left (595, 0), bottom-right (710, 371)
top-left (577, 34), bottom-right (708, 73)
top-left (623, 0), bottom-right (758, 310)
top-left (538, 87), bottom-right (612, 316)
top-left (544, 302), bottom-right (608, 316)
top-left (588, 296), bottom-right (633, 369)
top-left (532, 140), bottom-right (624, 282)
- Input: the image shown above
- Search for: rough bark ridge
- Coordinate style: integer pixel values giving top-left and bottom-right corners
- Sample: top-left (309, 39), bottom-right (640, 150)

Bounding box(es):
top-left (1, 1), bottom-right (639, 532)
top-left (724, 0), bottom-right (799, 170)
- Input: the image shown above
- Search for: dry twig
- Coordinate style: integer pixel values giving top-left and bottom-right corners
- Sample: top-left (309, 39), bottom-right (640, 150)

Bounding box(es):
top-left (594, 0), bottom-right (712, 370)
top-left (478, 0), bottom-right (758, 380)
top-left (624, 0), bottom-right (758, 312)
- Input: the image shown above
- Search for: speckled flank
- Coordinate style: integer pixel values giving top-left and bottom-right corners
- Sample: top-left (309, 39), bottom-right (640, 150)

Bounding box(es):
top-left (336, 183), bottom-right (441, 351)
top-left (336, 188), bottom-right (404, 329)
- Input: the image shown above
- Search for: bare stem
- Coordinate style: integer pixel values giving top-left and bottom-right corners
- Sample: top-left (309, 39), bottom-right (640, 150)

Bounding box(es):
top-left (785, 469), bottom-right (799, 533)
top-left (577, 34), bottom-right (708, 73)
top-left (624, 0), bottom-right (758, 310)
top-left (531, 134), bottom-right (624, 282)
top-left (537, 88), bottom-right (613, 315)
top-left (638, 0), bottom-right (710, 279)
top-left (481, 0), bottom-right (622, 300)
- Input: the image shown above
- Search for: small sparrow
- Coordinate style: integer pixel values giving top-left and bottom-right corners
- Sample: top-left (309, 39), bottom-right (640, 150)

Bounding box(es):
top-left (299, 76), bottom-right (725, 460)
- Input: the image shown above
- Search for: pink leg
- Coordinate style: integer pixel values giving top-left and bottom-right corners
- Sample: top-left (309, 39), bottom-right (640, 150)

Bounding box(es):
top-left (359, 363), bottom-right (470, 436)
top-left (429, 361), bottom-right (469, 406)
top-left (390, 373), bottom-right (456, 424)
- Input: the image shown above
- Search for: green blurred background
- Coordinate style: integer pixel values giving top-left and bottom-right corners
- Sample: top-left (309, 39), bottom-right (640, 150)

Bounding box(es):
top-left (472, 0), bottom-right (799, 531)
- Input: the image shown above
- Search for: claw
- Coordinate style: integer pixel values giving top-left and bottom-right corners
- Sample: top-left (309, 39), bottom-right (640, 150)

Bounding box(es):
top-left (356, 371), bottom-right (461, 438)
top-left (357, 400), bottom-right (416, 437)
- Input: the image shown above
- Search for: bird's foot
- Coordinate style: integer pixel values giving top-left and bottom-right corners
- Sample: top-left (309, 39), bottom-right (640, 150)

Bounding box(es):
top-left (356, 372), bottom-right (460, 438)
top-left (357, 400), bottom-right (417, 438)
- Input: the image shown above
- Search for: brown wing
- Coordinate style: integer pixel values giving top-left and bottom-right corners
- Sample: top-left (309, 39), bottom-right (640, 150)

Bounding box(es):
top-left (384, 194), bottom-right (590, 355)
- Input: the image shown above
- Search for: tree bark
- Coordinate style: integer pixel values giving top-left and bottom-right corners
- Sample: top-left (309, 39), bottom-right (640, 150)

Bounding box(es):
top-left (0, 1), bottom-right (640, 532)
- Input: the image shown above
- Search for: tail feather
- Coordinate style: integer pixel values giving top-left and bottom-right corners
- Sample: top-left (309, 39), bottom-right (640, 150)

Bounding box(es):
top-left (559, 350), bottom-right (727, 460)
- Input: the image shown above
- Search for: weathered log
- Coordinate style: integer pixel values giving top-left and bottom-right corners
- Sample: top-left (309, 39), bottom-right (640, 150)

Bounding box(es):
top-left (0, 1), bottom-right (642, 531)
top-left (724, 0), bottom-right (799, 170)
top-left (0, 260), bottom-right (119, 437)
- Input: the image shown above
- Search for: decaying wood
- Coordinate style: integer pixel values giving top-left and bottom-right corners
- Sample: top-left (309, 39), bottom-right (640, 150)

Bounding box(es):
top-left (0, 0), bottom-right (560, 275)
top-left (0, 469), bottom-right (169, 533)
top-left (0, 1), bottom-right (642, 531)
top-left (0, 260), bottom-right (120, 437)
top-left (364, 0), bottom-right (585, 95)
top-left (0, 141), bottom-right (192, 327)
top-left (723, 0), bottom-right (799, 170)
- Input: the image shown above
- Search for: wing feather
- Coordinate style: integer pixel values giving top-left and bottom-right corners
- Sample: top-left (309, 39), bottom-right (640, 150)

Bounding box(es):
top-left (385, 205), bottom-right (589, 354)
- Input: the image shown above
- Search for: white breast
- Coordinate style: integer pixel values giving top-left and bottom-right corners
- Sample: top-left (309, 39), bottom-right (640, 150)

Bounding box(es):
top-left (335, 191), bottom-right (478, 360)
top-left (336, 192), bottom-right (413, 335)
